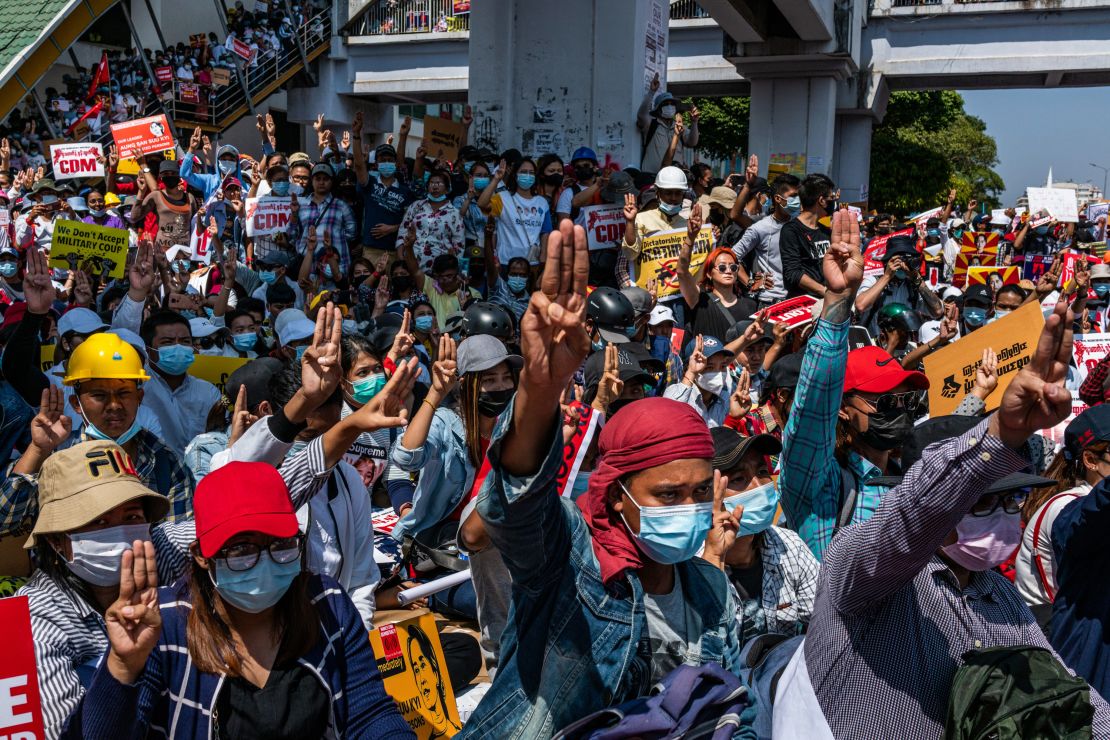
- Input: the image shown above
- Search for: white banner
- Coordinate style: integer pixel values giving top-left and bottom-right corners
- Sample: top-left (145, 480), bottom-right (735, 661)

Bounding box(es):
top-left (1027, 186), bottom-right (1079, 223)
top-left (244, 197), bottom-right (292, 237)
top-left (580, 204), bottom-right (625, 251)
top-left (50, 142), bottom-right (104, 180)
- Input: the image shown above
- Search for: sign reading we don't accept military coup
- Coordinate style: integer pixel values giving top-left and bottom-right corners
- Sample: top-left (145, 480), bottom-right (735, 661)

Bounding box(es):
top-left (48, 220), bottom-right (129, 279)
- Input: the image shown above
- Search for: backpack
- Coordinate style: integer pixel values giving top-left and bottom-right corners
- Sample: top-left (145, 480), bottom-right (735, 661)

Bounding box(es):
top-left (945, 646), bottom-right (1094, 740)
top-left (737, 633), bottom-right (804, 740)
top-left (553, 662), bottom-right (751, 740)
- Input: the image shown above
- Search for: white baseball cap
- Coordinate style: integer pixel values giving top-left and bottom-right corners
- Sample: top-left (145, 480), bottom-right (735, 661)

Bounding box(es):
top-left (165, 245), bottom-right (191, 262)
top-left (942, 286), bottom-right (963, 301)
top-left (188, 317), bottom-right (221, 339)
top-left (648, 304), bottom-right (676, 326)
top-left (273, 308), bottom-right (315, 346)
top-left (57, 307), bottom-right (107, 337)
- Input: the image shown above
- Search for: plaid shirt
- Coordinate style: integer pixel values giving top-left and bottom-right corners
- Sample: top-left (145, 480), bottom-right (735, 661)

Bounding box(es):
top-left (0, 429), bottom-right (195, 535)
top-left (724, 402), bottom-right (780, 439)
top-left (778, 318), bottom-right (887, 561)
top-left (726, 525), bottom-right (819, 645)
top-left (1079, 354), bottom-right (1110, 407)
top-left (803, 420), bottom-right (1110, 737)
top-left (293, 194), bottom-right (358, 276)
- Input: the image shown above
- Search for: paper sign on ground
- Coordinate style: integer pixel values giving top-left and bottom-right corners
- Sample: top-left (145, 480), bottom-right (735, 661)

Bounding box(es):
top-left (50, 142), bottom-right (104, 180)
top-left (754, 295), bottom-right (818, 328)
top-left (187, 355), bottom-right (249, 395)
top-left (110, 115), bottom-right (175, 159)
top-left (0, 596), bottom-right (46, 739)
top-left (924, 300), bottom-right (1045, 416)
top-left (421, 116), bottom-right (466, 162)
top-left (1027, 187), bottom-right (1080, 223)
top-left (370, 613), bottom-right (463, 738)
top-left (244, 197), bottom-right (293, 237)
top-left (581, 204), bottom-right (625, 251)
top-left (634, 227), bottom-right (715, 298)
top-left (49, 220), bottom-right (128, 278)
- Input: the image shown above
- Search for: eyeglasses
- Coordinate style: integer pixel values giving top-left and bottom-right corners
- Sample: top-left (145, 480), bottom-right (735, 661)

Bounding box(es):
top-left (713, 263), bottom-right (739, 274)
top-left (858, 390), bottom-right (925, 415)
top-left (194, 336), bottom-right (220, 349)
top-left (970, 488), bottom-right (1028, 517)
top-left (215, 535), bottom-right (303, 571)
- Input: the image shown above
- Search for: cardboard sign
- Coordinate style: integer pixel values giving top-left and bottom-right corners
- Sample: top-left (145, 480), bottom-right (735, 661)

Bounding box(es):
top-left (228, 36), bottom-right (254, 61)
top-left (581, 204), bottom-right (624, 251)
top-left (179, 83), bottom-right (199, 104)
top-left (370, 613), bottom-right (463, 738)
top-left (50, 142), bottom-right (104, 180)
top-left (187, 355), bottom-right (249, 395)
top-left (49, 220), bottom-right (128, 279)
top-left (967, 266), bottom-right (1021, 288)
top-left (110, 115), bottom-right (175, 159)
top-left (244, 197), bottom-right (293, 237)
top-left (0, 596), bottom-right (46, 739)
top-left (1028, 186), bottom-right (1080, 223)
top-left (634, 227), bottom-right (714, 298)
top-left (1017, 253), bottom-right (1053, 283)
top-left (755, 295), bottom-right (818, 328)
top-left (211, 68), bottom-right (232, 87)
top-left (924, 300), bottom-right (1045, 416)
top-left (421, 116), bottom-right (465, 162)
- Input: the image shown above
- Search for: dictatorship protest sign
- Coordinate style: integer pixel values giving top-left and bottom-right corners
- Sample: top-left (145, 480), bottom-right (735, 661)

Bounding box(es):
top-left (49, 220), bottom-right (128, 278)
top-left (422, 116), bottom-right (466, 162)
top-left (0, 596), bottom-right (46, 740)
top-left (580, 204), bottom-right (625, 250)
top-left (754, 295), bottom-right (818, 328)
top-left (110, 115), bottom-right (175, 159)
top-left (924, 300), bottom-right (1045, 416)
top-left (1027, 186), bottom-right (1080, 223)
top-left (188, 355), bottom-right (249, 395)
top-left (244, 197), bottom-right (293, 237)
top-left (634, 226), bottom-right (714, 298)
top-left (370, 613), bottom-right (463, 738)
top-left (50, 142), bottom-right (104, 180)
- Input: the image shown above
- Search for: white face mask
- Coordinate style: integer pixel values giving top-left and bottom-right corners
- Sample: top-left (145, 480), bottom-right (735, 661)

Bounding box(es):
top-left (696, 369), bottom-right (730, 397)
top-left (660, 105), bottom-right (677, 119)
top-left (65, 523), bottom-right (152, 586)
top-left (198, 345), bottom-right (224, 356)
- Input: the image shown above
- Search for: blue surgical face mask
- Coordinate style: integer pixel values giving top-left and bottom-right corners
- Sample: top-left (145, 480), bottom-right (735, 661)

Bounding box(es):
top-left (1095, 283), bottom-right (1110, 299)
top-left (619, 481), bottom-right (713, 564)
top-left (658, 201), bottom-right (682, 216)
top-left (322, 263), bottom-right (333, 280)
top-left (507, 275), bottom-right (527, 294)
top-left (78, 399), bottom-right (143, 446)
top-left (258, 270), bottom-right (278, 284)
top-left (428, 193), bottom-right (447, 203)
top-left (294, 344), bottom-right (308, 363)
top-left (218, 160), bottom-right (237, 175)
top-left (591, 337), bottom-right (606, 353)
top-left (463, 161), bottom-right (474, 175)
top-left (516, 173), bottom-right (536, 190)
top-left (963, 307), bottom-right (988, 327)
top-left (88, 208), bottom-right (105, 218)
top-left (350, 372), bottom-right (387, 405)
top-left (290, 183), bottom-right (305, 196)
top-left (422, 171), bottom-right (431, 184)
top-left (0, 261), bottom-right (18, 278)
top-left (271, 180), bottom-right (290, 197)
top-left (784, 196), bottom-right (802, 217)
top-left (154, 344), bottom-right (195, 375)
top-left (172, 259), bottom-right (191, 274)
top-left (1034, 225), bottom-right (1050, 236)
top-left (722, 481), bottom-right (779, 536)
top-left (414, 315), bottom-right (435, 333)
top-left (211, 555), bottom-right (300, 613)
top-left (473, 176), bottom-right (491, 191)
top-left (377, 162), bottom-right (397, 178)
top-left (231, 332), bottom-right (257, 352)
top-left (992, 308), bottom-right (1011, 320)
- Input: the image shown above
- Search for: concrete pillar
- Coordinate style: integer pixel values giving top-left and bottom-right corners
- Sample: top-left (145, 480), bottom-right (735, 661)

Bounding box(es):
top-left (746, 75), bottom-right (838, 181)
top-left (467, 0), bottom-right (670, 167)
top-left (833, 112), bottom-right (874, 207)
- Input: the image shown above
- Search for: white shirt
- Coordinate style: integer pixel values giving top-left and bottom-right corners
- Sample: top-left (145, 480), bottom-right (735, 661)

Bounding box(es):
top-left (251, 275), bottom-right (305, 309)
top-left (140, 366), bottom-right (221, 457)
top-left (1014, 482), bottom-right (1091, 619)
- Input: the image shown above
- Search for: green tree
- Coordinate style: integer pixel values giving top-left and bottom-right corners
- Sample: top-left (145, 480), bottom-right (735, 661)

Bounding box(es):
top-left (870, 91), bottom-right (1004, 217)
top-left (687, 96), bottom-right (750, 161)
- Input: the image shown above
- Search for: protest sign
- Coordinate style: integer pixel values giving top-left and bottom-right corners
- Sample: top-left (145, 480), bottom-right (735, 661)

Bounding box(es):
top-left (49, 220), bottom-right (128, 278)
top-left (154, 65), bottom-right (174, 83)
top-left (1027, 186), bottom-right (1080, 223)
top-left (211, 67), bottom-right (232, 86)
top-left (0, 596), bottom-right (46, 740)
top-left (244, 197), bottom-right (293, 237)
top-left (1088, 202), bottom-right (1109, 241)
top-left (228, 36), bottom-right (254, 61)
top-left (580, 204), bottom-right (625, 251)
top-left (72, 120), bottom-right (90, 141)
top-left (39, 344), bottom-right (55, 374)
top-left (967, 266), bottom-right (1021, 288)
top-left (953, 231), bottom-right (1000, 287)
top-left (670, 327), bottom-right (685, 357)
top-left (768, 153), bottom-right (805, 180)
top-left (754, 295), bottom-right (818, 328)
top-left (370, 613), bottom-right (463, 738)
top-left (1040, 391), bottom-right (1089, 449)
top-left (188, 355), bottom-right (249, 395)
top-left (179, 83), bottom-right (199, 104)
top-left (189, 225), bottom-right (214, 264)
top-left (0, 209), bottom-right (9, 229)
top-left (924, 300), bottom-right (1044, 416)
top-left (189, 33), bottom-right (207, 47)
top-left (421, 116), bottom-right (466, 162)
top-left (863, 227), bottom-right (914, 276)
top-left (634, 227), bottom-right (714, 298)
top-left (50, 142), bottom-right (104, 180)
top-left (991, 208), bottom-right (1011, 226)
top-left (1072, 332), bottom-right (1110, 386)
top-left (1059, 250), bottom-right (1100, 287)
top-left (1017, 253), bottom-right (1053, 283)
top-left (557, 404), bottom-right (601, 498)
top-left (372, 509), bottom-right (399, 535)
top-left (110, 115), bottom-right (174, 159)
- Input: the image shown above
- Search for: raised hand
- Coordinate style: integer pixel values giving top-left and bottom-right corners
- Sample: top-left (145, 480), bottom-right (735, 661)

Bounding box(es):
top-left (623, 192), bottom-right (638, 223)
top-left (300, 303), bottom-right (342, 406)
top-left (972, 347), bottom-right (998, 400)
top-left (430, 334), bottom-right (459, 396)
top-left (351, 110), bottom-right (363, 138)
top-left (822, 208), bottom-right (864, 295)
top-left (701, 471), bottom-right (740, 569)
top-left (728, 368), bottom-right (752, 419)
top-left (104, 541), bottom-right (161, 685)
top-left (592, 344), bottom-right (625, 413)
top-left (108, 145), bottom-right (119, 168)
top-left (399, 115), bottom-right (412, 136)
top-left (744, 153), bottom-right (759, 187)
top-left (349, 356), bottom-right (420, 431)
top-left (461, 105), bottom-right (473, 127)
top-left (686, 202), bottom-right (703, 240)
top-left (189, 126), bottom-right (202, 151)
top-left (685, 335), bottom-right (708, 379)
top-left (387, 309), bottom-right (415, 363)
top-left (991, 298), bottom-right (1074, 447)
top-left (128, 240), bottom-right (155, 301)
top-left (30, 386), bottom-right (71, 453)
top-left (265, 113), bottom-right (277, 144)
top-left (650, 72), bottom-right (660, 92)
top-left (228, 384), bottom-right (258, 445)
top-left (23, 246), bottom-right (56, 314)
top-left (73, 269), bottom-right (94, 307)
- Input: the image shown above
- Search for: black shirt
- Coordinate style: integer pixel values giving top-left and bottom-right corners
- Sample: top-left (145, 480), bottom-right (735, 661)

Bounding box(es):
top-left (215, 661), bottom-right (330, 740)
top-left (779, 218), bottom-right (830, 297)
top-left (686, 291), bottom-right (758, 341)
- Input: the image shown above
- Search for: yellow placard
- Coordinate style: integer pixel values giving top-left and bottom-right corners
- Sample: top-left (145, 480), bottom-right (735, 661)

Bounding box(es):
top-left (187, 355), bottom-right (249, 396)
top-left (924, 300), bottom-right (1045, 416)
top-left (49, 220), bottom-right (129, 279)
top-left (634, 226), bottom-right (715, 298)
top-left (39, 344), bottom-right (55, 374)
top-left (369, 613), bottom-right (462, 738)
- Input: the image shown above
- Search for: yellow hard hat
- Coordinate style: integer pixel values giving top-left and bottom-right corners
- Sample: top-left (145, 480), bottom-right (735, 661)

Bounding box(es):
top-left (104, 192), bottom-right (121, 207)
top-left (63, 333), bottom-right (150, 386)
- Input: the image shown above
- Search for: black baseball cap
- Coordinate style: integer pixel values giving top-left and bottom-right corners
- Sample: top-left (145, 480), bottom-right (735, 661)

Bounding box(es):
top-left (884, 234), bottom-right (919, 261)
top-left (964, 284), bottom-right (992, 307)
top-left (761, 352), bottom-right (803, 402)
top-left (710, 427), bottom-right (781, 472)
top-left (1063, 405), bottom-right (1110, 461)
top-left (871, 415), bottom-right (1054, 491)
top-left (582, 345), bottom-right (654, 392)
top-left (224, 358), bottom-right (283, 411)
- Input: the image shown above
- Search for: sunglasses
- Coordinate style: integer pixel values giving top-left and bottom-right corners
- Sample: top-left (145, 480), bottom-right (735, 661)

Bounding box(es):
top-left (970, 488), bottom-right (1028, 517)
top-left (859, 390), bottom-right (925, 415)
top-left (713, 263), bottom-right (739, 273)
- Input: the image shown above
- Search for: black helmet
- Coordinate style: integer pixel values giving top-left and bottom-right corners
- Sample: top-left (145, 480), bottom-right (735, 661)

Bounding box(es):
top-left (877, 302), bottom-right (921, 334)
top-left (462, 301), bottom-right (514, 339)
top-left (587, 286), bottom-right (635, 345)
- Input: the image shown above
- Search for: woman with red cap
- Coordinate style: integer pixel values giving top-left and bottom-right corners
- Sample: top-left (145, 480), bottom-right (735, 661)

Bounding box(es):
top-left (462, 220), bottom-right (747, 738)
top-left (62, 460), bottom-right (414, 740)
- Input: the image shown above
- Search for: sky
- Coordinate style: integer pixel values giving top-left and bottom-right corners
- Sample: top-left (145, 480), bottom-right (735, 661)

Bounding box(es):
top-left (960, 88), bottom-right (1106, 205)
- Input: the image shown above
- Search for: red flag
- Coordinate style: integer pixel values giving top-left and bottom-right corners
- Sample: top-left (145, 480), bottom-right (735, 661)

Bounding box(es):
top-left (86, 52), bottom-right (109, 102)
top-left (65, 100), bottom-right (103, 135)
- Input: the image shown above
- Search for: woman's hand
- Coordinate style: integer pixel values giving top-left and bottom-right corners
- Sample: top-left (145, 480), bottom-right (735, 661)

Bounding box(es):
top-left (387, 310), bottom-right (416, 364)
top-left (104, 541), bottom-right (161, 685)
top-left (430, 333), bottom-right (459, 397)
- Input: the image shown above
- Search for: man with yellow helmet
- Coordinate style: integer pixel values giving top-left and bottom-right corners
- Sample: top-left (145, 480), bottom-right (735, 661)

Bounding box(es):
top-left (0, 333), bottom-right (195, 537)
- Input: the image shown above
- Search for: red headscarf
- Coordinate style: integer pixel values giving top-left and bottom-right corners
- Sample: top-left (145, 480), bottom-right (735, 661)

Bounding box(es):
top-left (576, 397), bottom-right (715, 585)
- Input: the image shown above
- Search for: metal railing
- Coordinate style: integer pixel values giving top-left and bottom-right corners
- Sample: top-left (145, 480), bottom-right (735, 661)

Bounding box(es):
top-left (890, 0), bottom-right (1008, 5)
top-left (669, 0), bottom-right (710, 20)
top-left (344, 0), bottom-right (469, 36)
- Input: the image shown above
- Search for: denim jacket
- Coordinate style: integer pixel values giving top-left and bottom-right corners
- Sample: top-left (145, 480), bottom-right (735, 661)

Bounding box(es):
top-left (463, 401), bottom-right (742, 739)
top-left (389, 405), bottom-right (473, 542)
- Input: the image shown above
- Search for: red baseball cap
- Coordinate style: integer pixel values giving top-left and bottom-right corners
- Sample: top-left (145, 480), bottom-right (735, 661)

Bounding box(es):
top-left (194, 462), bottom-right (299, 558)
top-left (844, 345), bottom-right (929, 394)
